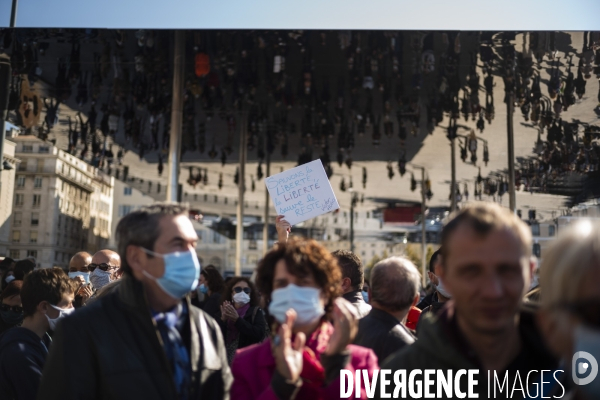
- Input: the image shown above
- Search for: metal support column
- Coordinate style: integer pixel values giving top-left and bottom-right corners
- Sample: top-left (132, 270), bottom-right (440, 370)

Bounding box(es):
top-left (421, 168), bottom-right (427, 288)
top-left (10, 0), bottom-right (18, 28)
top-left (450, 138), bottom-right (457, 212)
top-left (507, 92), bottom-right (516, 212)
top-left (167, 31), bottom-right (184, 202)
top-left (262, 150), bottom-right (271, 255)
top-left (350, 193), bottom-right (356, 253)
top-left (0, 56), bottom-right (11, 172)
top-left (235, 112), bottom-right (247, 275)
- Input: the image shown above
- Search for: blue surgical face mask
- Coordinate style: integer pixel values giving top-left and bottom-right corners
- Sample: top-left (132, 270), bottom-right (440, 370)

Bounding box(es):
top-left (141, 248), bottom-right (200, 300)
top-left (69, 272), bottom-right (90, 284)
top-left (268, 284), bottom-right (324, 326)
top-left (198, 283), bottom-right (209, 294)
top-left (362, 291), bottom-right (369, 303)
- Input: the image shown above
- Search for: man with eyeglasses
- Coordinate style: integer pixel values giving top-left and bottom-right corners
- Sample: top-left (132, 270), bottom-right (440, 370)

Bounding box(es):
top-left (0, 268), bottom-right (74, 400)
top-left (39, 203), bottom-right (231, 400)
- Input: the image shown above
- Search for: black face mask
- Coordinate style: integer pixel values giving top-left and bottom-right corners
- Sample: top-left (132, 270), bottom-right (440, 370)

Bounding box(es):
top-left (0, 310), bottom-right (23, 326)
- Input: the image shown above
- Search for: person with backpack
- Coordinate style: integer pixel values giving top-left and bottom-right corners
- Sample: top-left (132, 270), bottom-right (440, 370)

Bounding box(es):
top-left (219, 277), bottom-right (268, 364)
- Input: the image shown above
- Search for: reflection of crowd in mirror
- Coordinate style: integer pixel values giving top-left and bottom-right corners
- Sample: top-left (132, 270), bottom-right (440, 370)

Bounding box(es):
top-left (0, 30), bottom-right (598, 197)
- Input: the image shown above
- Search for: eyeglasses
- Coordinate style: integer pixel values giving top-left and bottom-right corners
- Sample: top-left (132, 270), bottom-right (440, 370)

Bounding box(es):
top-left (89, 263), bottom-right (118, 272)
top-left (233, 287), bottom-right (251, 294)
top-left (557, 301), bottom-right (600, 329)
top-left (0, 304), bottom-right (23, 314)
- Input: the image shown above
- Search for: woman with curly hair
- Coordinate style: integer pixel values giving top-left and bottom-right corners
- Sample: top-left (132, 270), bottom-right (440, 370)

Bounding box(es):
top-left (220, 277), bottom-right (268, 364)
top-left (231, 237), bottom-right (378, 399)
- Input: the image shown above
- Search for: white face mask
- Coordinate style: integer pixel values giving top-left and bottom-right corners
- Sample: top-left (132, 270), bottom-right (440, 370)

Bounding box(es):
top-left (233, 292), bottom-right (251, 305)
top-left (46, 304), bottom-right (75, 331)
top-left (268, 284), bottom-right (324, 326)
top-left (5, 275), bottom-right (15, 284)
top-left (435, 277), bottom-right (452, 299)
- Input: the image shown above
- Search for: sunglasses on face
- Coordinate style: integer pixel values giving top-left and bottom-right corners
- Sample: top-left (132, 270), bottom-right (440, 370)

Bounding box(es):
top-left (558, 301), bottom-right (600, 330)
top-left (233, 287), bottom-right (251, 294)
top-left (1, 304), bottom-right (23, 314)
top-left (89, 263), bottom-right (117, 272)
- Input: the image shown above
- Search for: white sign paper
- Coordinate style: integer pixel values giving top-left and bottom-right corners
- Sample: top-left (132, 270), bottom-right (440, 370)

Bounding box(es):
top-left (265, 160), bottom-right (340, 226)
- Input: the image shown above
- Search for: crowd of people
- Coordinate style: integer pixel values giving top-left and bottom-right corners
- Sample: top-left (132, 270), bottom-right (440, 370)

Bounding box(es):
top-left (0, 201), bottom-right (598, 399)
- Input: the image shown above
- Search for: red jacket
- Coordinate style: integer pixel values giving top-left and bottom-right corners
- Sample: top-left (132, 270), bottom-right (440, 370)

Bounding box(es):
top-left (231, 323), bottom-right (379, 400)
top-left (406, 306), bottom-right (422, 330)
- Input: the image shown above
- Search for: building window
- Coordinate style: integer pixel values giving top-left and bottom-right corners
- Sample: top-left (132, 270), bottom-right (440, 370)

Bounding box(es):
top-left (16, 176), bottom-right (25, 188)
top-left (533, 243), bottom-right (541, 258)
top-left (26, 250), bottom-right (37, 259)
top-left (549, 225), bottom-right (556, 237)
top-left (18, 161), bottom-right (27, 171)
top-left (33, 194), bottom-right (41, 207)
top-left (13, 212), bottom-right (22, 227)
top-left (36, 159), bottom-right (44, 172)
top-left (34, 177), bottom-right (43, 188)
top-left (31, 213), bottom-right (39, 226)
top-left (30, 231), bottom-right (38, 243)
top-left (11, 231), bottom-right (20, 243)
top-left (118, 205), bottom-right (133, 217)
top-left (39, 146), bottom-right (50, 153)
top-left (22, 145), bottom-right (33, 153)
top-left (531, 223), bottom-right (540, 237)
top-left (9, 250), bottom-right (20, 259)
top-left (15, 194), bottom-right (24, 206)
top-left (124, 187), bottom-right (132, 196)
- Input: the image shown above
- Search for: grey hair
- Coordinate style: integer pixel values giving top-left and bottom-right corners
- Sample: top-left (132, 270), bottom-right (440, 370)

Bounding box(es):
top-left (116, 202), bottom-right (189, 275)
top-left (370, 256), bottom-right (421, 312)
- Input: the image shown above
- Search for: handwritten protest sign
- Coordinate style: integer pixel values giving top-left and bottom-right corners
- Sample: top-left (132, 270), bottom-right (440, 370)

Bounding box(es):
top-left (265, 160), bottom-right (340, 226)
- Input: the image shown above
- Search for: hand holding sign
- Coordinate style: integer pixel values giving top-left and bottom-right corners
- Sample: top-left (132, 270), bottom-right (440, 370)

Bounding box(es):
top-left (275, 215), bottom-right (291, 243)
top-left (266, 160), bottom-right (340, 226)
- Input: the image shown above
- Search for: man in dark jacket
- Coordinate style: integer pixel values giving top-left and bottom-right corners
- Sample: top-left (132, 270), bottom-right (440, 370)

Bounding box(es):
top-left (0, 268), bottom-right (74, 400)
top-left (38, 203), bottom-right (231, 400)
top-left (332, 250), bottom-right (371, 318)
top-left (353, 256), bottom-right (418, 362)
top-left (416, 248), bottom-right (450, 332)
top-left (376, 203), bottom-right (559, 399)
top-left (416, 248), bottom-right (450, 312)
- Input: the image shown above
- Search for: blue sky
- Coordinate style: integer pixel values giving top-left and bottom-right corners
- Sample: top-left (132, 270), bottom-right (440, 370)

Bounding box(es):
top-left (1, 0), bottom-right (599, 30)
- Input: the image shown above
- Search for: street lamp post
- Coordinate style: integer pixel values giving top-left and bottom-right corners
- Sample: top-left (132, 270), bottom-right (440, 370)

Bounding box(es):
top-left (507, 92), bottom-right (516, 212)
top-left (420, 168), bottom-right (426, 288)
top-left (349, 191), bottom-right (359, 253)
top-left (166, 31), bottom-right (184, 202)
top-left (235, 110), bottom-right (247, 276)
top-left (411, 164), bottom-right (428, 288)
top-left (262, 148), bottom-right (271, 255)
top-left (450, 137), bottom-right (457, 212)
